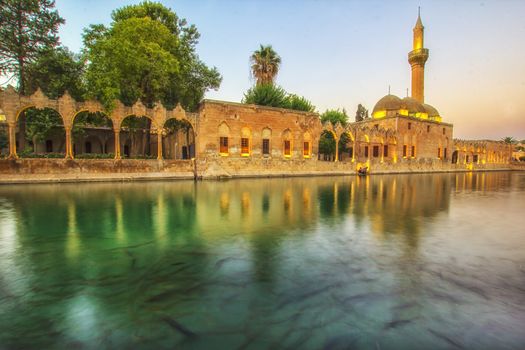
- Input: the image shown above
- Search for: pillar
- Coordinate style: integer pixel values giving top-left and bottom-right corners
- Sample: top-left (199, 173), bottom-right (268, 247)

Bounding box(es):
top-left (114, 129), bottom-right (121, 160)
top-left (7, 122), bottom-right (17, 159)
top-left (352, 139), bottom-right (356, 162)
top-left (380, 143), bottom-right (385, 163)
top-left (65, 127), bottom-right (73, 159)
top-left (334, 137), bottom-right (339, 162)
top-left (157, 131), bottom-right (163, 160)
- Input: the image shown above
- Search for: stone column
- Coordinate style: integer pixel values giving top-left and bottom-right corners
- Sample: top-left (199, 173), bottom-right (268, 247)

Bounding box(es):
top-left (7, 122), bottom-right (17, 159)
top-left (65, 127), bottom-right (73, 159)
top-left (352, 140), bottom-right (356, 162)
top-left (114, 129), bottom-right (121, 160)
top-left (334, 137), bottom-right (339, 162)
top-left (157, 131), bottom-right (163, 160)
top-left (381, 143), bottom-right (385, 163)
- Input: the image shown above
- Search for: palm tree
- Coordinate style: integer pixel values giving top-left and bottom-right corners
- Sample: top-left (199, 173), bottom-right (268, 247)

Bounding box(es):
top-left (501, 136), bottom-right (517, 144)
top-left (250, 45), bottom-right (281, 85)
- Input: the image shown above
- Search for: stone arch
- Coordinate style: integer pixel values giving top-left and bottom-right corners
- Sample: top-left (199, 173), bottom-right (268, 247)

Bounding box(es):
top-left (303, 131), bottom-right (312, 158)
top-left (261, 127), bottom-right (272, 156)
top-left (162, 118), bottom-right (195, 160)
top-left (120, 114), bottom-right (156, 158)
top-left (71, 111), bottom-right (113, 158)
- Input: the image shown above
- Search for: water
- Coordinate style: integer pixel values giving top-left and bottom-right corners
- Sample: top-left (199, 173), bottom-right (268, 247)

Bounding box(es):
top-left (0, 172), bottom-right (524, 349)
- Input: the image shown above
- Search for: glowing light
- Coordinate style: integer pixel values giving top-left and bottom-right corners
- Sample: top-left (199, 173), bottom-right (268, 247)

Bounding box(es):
top-left (372, 110), bottom-right (386, 119)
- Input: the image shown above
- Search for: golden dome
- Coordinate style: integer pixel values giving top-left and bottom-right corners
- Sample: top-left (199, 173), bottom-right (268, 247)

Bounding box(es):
top-left (423, 103), bottom-right (440, 117)
top-left (372, 94), bottom-right (402, 115)
top-left (401, 97), bottom-right (426, 114)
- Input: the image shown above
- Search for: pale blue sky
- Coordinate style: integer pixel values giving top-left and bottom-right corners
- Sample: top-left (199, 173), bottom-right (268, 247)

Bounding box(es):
top-left (49, 1), bottom-right (525, 139)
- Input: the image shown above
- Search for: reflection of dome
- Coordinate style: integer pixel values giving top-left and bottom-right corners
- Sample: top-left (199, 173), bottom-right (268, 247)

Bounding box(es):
top-left (423, 103), bottom-right (440, 118)
top-left (372, 94), bottom-right (402, 116)
top-left (401, 97), bottom-right (426, 113)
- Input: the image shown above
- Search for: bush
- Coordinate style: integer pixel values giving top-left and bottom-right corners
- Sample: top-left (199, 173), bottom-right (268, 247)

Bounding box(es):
top-left (519, 156), bottom-right (525, 161)
top-left (19, 151), bottom-right (65, 158)
top-left (75, 153), bottom-right (114, 159)
top-left (243, 84), bottom-right (315, 112)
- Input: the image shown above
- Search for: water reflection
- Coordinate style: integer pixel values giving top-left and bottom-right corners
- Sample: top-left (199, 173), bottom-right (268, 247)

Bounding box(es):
top-left (0, 171), bottom-right (523, 349)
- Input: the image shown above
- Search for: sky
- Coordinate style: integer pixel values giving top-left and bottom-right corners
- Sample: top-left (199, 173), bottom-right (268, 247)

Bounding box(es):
top-left (29, 1), bottom-right (525, 139)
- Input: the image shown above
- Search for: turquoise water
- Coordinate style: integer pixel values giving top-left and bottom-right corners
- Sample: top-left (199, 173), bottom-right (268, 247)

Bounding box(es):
top-left (0, 172), bottom-right (524, 349)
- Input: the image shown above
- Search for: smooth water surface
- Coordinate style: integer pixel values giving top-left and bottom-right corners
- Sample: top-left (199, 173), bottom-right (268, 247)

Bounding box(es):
top-left (0, 172), bottom-right (524, 349)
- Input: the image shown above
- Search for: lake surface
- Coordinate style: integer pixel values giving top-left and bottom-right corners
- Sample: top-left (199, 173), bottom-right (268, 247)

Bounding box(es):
top-left (0, 172), bottom-right (524, 349)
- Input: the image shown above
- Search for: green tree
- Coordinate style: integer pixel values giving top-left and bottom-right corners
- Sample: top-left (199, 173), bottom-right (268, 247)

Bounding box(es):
top-left (319, 109), bottom-right (350, 160)
top-left (243, 84), bottom-right (288, 108)
top-left (83, 1), bottom-right (221, 111)
top-left (250, 45), bottom-right (281, 85)
top-left (322, 109), bottom-right (348, 126)
top-left (0, 0), bottom-right (64, 93)
top-left (242, 84), bottom-right (315, 112)
top-left (501, 136), bottom-right (517, 144)
top-left (287, 94), bottom-right (315, 112)
top-left (25, 47), bottom-right (86, 100)
top-left (355, 103), bottom-right (368, 122)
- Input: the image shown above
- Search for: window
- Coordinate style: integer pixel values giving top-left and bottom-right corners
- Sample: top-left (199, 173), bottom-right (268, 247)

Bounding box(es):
top-left (473, 155), bottom-right (478, 163)
top-left (219, 137), bottom-right (228, 154)
top-left (364, 146), bottom-right (369, 158)
top-left (372, 145), bottom-right (379, 158)
top-left (85, 141), bottom-right (92, 154)
top-left (403, 145), bottom-right (407, 157)
top-left (443, 128), bottom-right (446, 135)
top-left (438, 147), bottom-right (441, 159)
top-left (411, 145), bottom-right (416, 157)
top-left (45, 140), bottom-right (53, 153)
top-left (383, 145), bottom-right (388, 157)
top-left (349, 147), bottom-right (354, 158)
top-left (182, 146), bottom-right (188, 159)
top-left (284, 140), bottom-right (291, 157)
top-left (466, 155), bottom-right (470, 163)
top-left (444, 148), bottom-right (447, 160)
top-left (262, 139), bottom-right (270, 155)
top-left (241, 137), bottom-right (249, 155)
top-left (408, 122), bottom-right (412, 130)
top-left (303, 142), bottom-right (310, 157)
top-left (427, 125), bottom-right (430, 132)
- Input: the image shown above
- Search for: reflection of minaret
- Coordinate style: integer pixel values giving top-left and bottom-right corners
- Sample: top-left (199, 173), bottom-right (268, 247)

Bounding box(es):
top-left (408, 8), bottom-right (429, 103)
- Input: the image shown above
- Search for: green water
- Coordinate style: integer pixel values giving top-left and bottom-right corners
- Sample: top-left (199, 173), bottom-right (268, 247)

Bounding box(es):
top-left (0, 172), bottom-right (524, 349)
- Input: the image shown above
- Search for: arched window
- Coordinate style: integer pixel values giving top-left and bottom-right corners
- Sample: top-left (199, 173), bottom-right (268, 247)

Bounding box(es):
top-left (303, 132), bottom-right (311, 158)
top-left (282, 129), bottom-right (292, 158)
top-left (262, 127), bottom-right (271, 156)
top-left (218, 122), bottom-right (230, 156)
top-left (241, 127), bottom-right (251, 156)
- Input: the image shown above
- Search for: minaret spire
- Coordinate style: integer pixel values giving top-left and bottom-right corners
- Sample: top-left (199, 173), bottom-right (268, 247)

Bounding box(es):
top-left (408, 8), bottom-right (429, 103)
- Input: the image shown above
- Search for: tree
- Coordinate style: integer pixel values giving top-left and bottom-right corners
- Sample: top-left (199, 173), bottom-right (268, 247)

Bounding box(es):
top-left (322, 109), bottom-right (348, 126)
top-left (0, 0), bottom-right (64, 93)
top-left (250, 45), bottom-right (281, 85)
top-left (287, 94), bottom-right (315, 112)
top-left (243, 84), bottom-right (289, 108)
top-left (25, 46), bottom-right (86, 100)
top-left (355, 103), bottom-right (369, 122)
top-left (242, 84), bottom-right (315, 112)
top-left (501, 136), bottom-right (517, 144)
top-left (83, 1), bottom-right (221, 111)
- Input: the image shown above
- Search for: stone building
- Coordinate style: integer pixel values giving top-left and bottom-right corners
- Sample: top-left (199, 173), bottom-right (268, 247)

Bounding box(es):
top-left (0, 12), bottom-right (512, 177)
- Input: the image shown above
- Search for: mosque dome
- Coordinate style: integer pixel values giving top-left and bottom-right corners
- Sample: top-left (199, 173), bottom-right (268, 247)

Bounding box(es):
top-left (423, 103), bottom-right (440, 118)
top-left (372, 94), bottom-right (402, 117)
top-left (401, 97), bottom-right (426, 114)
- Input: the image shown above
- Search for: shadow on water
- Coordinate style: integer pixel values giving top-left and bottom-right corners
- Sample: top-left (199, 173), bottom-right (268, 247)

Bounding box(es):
top-left (0, 171), bottom-right (524, 349)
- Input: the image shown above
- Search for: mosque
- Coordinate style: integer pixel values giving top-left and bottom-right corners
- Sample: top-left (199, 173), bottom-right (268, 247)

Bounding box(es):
top-left (0, 12), bottom-right (511, 177)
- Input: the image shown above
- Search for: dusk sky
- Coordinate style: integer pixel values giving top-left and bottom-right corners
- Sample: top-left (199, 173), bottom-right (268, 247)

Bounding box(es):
top-left (43, 1), bottom-right (525, 139)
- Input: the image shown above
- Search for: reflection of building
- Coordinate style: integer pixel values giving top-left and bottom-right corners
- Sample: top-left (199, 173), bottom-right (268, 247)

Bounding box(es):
top-left (0, 13), bottom-right (512, 175)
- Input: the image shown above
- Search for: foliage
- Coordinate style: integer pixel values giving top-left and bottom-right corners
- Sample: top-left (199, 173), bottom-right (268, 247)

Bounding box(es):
top-left (0, 0), bottom-right (64, 93)
top-left (355, 104), bottom-right (369, 122)
top-left (23, 108), bottom-right (64, 144)
top-left (0, 126), bottom-right (7, 154)
top-left (501, 136), bottom-right (517, 144)
top-left (25, 47), bottom-right (86, 100)
top-left (319, 131), bottom-right (336, 158)
top-left (72, 111), bottom-right (113, 140)
top-left (321, 109), bottom-right (348, 126)
top-left (243, 84), bottom-right (315, 112)
top-left (287, 94), bottom-right (315, 112)
top-left (121, 116), bottom-right (152, 157)
top-left (19, 151), bottom-right (64, 158)
top-left (250, 44), bottom-right (281, 85)
top-left (520, 156), bottom-right (525, 161)
top-left (83, 1), bottom-right (221, 111)
top-left (75, 153), bottom-right (114, 159)
top-left (243, 84), bottom-right (288, 108)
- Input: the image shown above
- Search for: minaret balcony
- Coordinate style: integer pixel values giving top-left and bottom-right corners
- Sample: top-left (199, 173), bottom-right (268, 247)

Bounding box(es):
top-left (408, 48), bottom-right (429, 65)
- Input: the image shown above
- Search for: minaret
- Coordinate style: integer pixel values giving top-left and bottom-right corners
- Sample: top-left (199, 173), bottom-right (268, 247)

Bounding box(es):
top-left (408, 8), bottom-right (429, 103)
